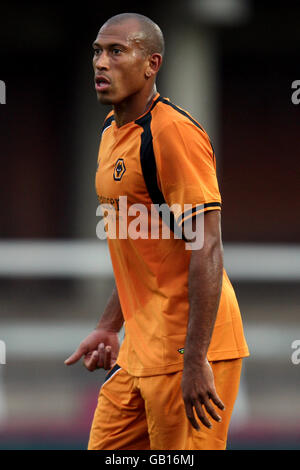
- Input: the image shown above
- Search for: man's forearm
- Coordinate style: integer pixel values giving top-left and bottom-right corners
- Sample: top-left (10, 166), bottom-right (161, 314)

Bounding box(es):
top-left (96, 285), bottom-right (124, 332)
top-left (184, 241), bottom-right (223, 365)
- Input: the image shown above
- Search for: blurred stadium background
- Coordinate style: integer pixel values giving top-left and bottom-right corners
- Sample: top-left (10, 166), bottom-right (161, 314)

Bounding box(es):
top-left (0, 0), bottom-right (299, 450)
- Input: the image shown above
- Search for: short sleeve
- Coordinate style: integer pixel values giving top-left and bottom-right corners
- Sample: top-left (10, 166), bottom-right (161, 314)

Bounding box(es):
top-left (153, 119), bottom-right (222, 227)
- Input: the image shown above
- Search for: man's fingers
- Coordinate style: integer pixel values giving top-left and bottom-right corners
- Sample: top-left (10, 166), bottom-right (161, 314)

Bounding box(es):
top-left (183, 394), bottom-right (224, 432)
top-left (202, 398), bottom-right (222, 423)
top-left (97, 343), bottom-right (113, 370)
top-left (97, 343), bottom-right (105, 368)
top-left (194, 401), bottom-right (212, 429)
top-left (183, 400), bottom-right (200, 431)
top-left (209, 390), bottom-right (225, 411)
top-left (64, 348), bottom-right (85, 365)
top-left (104, 346), bottom-right (112, 369)
top-left (84, 351), bottom-right (99, 371)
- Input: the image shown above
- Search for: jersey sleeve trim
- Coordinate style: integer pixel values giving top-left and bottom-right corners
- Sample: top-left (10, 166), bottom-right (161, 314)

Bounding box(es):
top-left (177, 202), bottom-right (221, 226)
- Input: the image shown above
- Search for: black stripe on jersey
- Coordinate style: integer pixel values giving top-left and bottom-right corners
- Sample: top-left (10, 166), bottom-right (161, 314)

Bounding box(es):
top-left (149, 94), bottom-right (162, 112)
top-left (101, 115), bottom-right (115, 134)
top-left (177, 202), bottom-right (222, 225)
top-left (159, 97), bottom-right (216, 161)
top-left (103, 363), bottom-right (121, 384)
top-left (159, 97), bottom-right (205, 132)
top-left (135, 112), bottom-right (164, 205)
top-left (135, 112), bottom-right (185, 240)
top-left (100, 95), bottom-right (158, 136)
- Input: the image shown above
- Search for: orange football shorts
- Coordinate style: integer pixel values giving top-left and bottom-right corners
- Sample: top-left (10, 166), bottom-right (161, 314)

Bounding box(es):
top-left (88, 358), bottom-right (242, 450)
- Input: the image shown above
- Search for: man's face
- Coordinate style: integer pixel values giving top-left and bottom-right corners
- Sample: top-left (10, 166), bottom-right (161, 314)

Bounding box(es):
top-left (92, 20), bottom-right (150, 105)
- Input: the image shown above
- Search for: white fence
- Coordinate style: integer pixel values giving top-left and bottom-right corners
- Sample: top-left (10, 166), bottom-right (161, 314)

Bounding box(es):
top-left (0, 240), bottom-right (299, 280)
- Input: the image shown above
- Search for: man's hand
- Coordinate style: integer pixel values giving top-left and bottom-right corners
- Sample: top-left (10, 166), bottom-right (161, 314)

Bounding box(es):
top-left (64, 328), bottom-right (120, 371)
top-left (181, 359), bottom-right (225, 430)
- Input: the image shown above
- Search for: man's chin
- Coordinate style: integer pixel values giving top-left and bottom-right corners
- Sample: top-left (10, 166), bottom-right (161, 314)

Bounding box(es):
top-left (96, 92), bottom-right (114, 105)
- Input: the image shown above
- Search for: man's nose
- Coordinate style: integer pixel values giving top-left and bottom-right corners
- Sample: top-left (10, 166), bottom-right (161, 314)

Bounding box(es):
top-left (95, 51), bottom-right (109, 70)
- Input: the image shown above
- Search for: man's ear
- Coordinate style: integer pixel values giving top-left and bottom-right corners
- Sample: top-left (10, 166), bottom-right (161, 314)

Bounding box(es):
top-left (145, 53), bottom-right (162, 78)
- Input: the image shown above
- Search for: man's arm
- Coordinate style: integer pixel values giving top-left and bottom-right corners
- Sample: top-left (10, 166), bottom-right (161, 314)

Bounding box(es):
top-left (181, 210), bottom-right (225, 430)
top-left (65, 285), bottom-right (124, 371)
top-left (97, 285), bottom-right (124, 331)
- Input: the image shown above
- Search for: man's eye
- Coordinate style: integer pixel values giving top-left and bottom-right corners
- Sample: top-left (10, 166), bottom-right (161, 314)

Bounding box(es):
top-left (94, 48), bottom-right (101, 55)
top-left (112, 48), bottom-right (121, 55)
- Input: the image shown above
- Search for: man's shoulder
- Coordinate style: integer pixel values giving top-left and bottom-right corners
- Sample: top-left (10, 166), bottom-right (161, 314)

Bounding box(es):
top-left (152, 96), bottom-right (208, 140)
top-left (101, 110), bottom-right (114, 129)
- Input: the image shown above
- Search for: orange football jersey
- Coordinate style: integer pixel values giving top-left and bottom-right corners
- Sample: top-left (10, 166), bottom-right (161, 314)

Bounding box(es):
top-left (95, 93), bottom-right (249, 377)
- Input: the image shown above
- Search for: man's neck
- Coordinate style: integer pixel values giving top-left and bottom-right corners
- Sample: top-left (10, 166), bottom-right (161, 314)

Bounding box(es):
top-left (113, 85), bottom-right (157, 128)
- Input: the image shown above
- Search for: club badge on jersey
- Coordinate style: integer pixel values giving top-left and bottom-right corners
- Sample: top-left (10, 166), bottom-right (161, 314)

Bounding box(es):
top-left (113, 158), bottom-right (126, 181)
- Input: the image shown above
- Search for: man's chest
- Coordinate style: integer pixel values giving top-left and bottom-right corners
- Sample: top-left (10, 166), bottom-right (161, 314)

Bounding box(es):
top-left (95, 127), bottom-right (151, 207)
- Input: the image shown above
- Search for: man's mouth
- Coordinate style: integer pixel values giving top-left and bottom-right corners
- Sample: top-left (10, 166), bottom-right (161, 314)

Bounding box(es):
top-left (95, 76), bottom-right (111, 92)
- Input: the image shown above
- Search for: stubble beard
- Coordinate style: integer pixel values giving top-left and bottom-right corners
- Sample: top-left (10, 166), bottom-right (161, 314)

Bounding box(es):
top-left (97, 93), bottom-right (114, 105)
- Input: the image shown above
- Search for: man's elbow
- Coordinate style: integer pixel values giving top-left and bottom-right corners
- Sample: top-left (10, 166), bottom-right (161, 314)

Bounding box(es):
top-left (203, 236), bottom-right (223, 268)
top-left (190, 236), bottom-right (223, 269)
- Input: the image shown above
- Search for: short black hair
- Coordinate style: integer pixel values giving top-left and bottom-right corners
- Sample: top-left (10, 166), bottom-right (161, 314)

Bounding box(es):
top-left (103, 12), bottom-right (165, 57)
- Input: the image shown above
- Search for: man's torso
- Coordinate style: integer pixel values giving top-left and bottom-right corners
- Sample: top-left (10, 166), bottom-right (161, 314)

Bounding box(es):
top-left (95, 93), bottom-right (249, 376)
